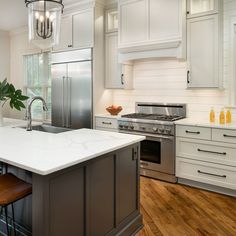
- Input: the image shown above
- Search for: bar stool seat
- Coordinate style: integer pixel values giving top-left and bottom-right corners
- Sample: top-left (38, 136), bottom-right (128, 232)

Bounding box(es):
top-left (0, 173), bottom-right (32, 235)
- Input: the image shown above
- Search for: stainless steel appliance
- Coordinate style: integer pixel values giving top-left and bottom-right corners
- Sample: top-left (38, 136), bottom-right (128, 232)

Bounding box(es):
top-left (118, 102), bottom-right (186, 183)
top-left (51, 49), bottom-right (92, 129)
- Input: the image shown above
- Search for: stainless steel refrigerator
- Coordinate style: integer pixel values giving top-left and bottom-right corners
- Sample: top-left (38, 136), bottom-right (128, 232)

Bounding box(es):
top-left (51, 49), bottom-right (92, 129)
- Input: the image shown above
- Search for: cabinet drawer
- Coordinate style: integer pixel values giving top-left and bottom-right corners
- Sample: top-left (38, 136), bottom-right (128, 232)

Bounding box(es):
top-left (176, 138), bottom-right (236, 167)
top-left (95, 117), bottom-right (118, 129)
top-left (176, 157), bottom-right (236, 190)
top-left (212, 128), bottom-right (236, 144)
top-left (176, 125), bottom-right (211, 140)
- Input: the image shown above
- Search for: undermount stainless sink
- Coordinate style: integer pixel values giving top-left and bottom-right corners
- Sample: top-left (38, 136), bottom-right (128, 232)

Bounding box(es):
top-left (17, 124), bottom-right (72, 134)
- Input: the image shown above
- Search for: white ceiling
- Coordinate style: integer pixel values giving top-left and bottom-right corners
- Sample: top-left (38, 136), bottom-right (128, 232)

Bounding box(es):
top-left (0, 0), bottom-right (82, 31)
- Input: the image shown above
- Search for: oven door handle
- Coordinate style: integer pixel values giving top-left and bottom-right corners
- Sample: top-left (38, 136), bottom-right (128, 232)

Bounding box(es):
top-left (119, 130), bottom-right (174, 141)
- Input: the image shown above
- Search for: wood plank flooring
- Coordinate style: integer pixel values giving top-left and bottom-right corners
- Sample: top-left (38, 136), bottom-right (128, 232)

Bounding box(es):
top-left (137, 177), bottom-right (236, 236)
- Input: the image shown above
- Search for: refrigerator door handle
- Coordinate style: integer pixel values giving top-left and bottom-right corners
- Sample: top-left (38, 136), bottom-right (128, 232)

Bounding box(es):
top-left (62, 76), bottom-right (66, 127)
top-left (67, 77), bottom-right (72, 128)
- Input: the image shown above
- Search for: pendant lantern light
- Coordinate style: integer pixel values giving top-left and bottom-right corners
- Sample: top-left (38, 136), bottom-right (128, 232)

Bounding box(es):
top-left (25, 0), bottom-right (64, 49)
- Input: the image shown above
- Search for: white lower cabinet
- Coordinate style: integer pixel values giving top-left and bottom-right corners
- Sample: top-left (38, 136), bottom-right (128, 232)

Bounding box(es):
top-left (176, 157), bottom-right (236, 190)
top-left (95, 116), bottom-right (118, 132)
top-left (176, 125), bottom-right (236, 191)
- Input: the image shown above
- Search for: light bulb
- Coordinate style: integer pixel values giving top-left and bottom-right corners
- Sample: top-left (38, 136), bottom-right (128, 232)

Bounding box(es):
top-left (35, 12), bottom-right (39, 19)
top-left (46, 11), bottom-right (50, 18)
top-left (39, 15), bottom-right (44, 22)
top-left (49, 15), bottom-right (54, 22)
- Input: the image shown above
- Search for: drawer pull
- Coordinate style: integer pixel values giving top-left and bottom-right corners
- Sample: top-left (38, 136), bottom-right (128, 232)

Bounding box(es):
top-left (223, 134), bottom-right (236, 138)
top-left (102, 122), bottom-right (112, 125)
top-left (197, 170), bottom-right (226, 178)
top-left (197, 148), bottom-right (226, 155)
top-left (186, 130), bottom-right (200, 134)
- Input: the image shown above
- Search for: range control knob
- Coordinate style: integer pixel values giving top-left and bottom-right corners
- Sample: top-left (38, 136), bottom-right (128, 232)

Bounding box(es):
top-left (140, 126), bottom-right (146, 131)
top-left (165, 129), bottom-right (172, 135)
top-left (119, 125), bottom-right (123, 129)
top-left (153, 127), bottom-right (158, 132)
top-left (130, 126), bottom-right (134, 130)
top-left (159, 128), bottom-right (164, 133)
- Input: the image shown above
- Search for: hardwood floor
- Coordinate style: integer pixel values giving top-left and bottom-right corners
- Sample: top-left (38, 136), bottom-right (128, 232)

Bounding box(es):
top-left (137, 177), bottom-right (236, 236)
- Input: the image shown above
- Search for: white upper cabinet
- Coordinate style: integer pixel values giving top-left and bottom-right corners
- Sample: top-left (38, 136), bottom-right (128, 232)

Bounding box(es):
top-left (53, 15), bottom-right (73, 51)
top-left (119, 0), bottom-right (148, 46)
top-left (105, 32), bottom-right (133, 89)
top-left (187, 15), bottom-right (220, 88)
top-left (53, 9), bottom-right (94, 52)
top-left (118, 0), bottom-right (186, 58)
top-left (149, 0), bottom-right (182, 41)
top-left (187, 0), bottom-right (218, 18)
top-left (73, 9), bottom-right (94, 49)
top-left (106, 9), bottom-right (118, 33)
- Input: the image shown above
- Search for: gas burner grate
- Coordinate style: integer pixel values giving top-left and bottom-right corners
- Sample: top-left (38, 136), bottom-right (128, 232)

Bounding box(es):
top-left (121, 113), bottom-right (183, 122)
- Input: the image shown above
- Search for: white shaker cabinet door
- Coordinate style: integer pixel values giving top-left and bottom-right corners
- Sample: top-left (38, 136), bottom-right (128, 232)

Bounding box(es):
top-left (73, 9), bottom-right (94, 49)
top-left (187, 0), bottom-right (218, 18)
top-left (187, 14), bottom-right (219, 88)
top-left (53, 15), bottom-right (73, 51)
top-left (105, 33), bottom-right (123, 89)
top-left (149, 0), bottom-right (182, 41)
top-left (119, 0), bottom-right (148, 46)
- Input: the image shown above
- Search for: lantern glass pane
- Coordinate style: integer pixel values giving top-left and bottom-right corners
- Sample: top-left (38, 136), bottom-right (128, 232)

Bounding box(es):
top-left (27, 1), bottom-right (63, 49)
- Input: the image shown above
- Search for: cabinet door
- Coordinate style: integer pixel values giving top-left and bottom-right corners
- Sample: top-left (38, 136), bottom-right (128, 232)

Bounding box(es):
top-left (73, 9), bottom-right (94, 49)
top-left (53, 15), bottom-right (73, 51)
top-left (105, 32), bottom-right (133, 89)
top-left (119, 0), bottom-right (148, 46)
top-left (86, 154), bottom-right (115, 236)
top-left (105, 33), bottom-right (124, 89)
top-left (187, 0), bottom-right (218, 18)
top-left (116, 146), bottom-right (139, 225)
top-left (187, 15), bottom-right (219, 88)
top-left (150, 0), bottom-right (182, 41)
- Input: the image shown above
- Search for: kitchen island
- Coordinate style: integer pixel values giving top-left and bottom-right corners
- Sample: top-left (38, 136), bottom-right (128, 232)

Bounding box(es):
top-left (0, 119), bottom-right (145, 236)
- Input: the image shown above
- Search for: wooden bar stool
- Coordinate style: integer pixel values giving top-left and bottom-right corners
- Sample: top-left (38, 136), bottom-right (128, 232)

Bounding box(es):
top-left (0, 173), bottom-right (32, 236)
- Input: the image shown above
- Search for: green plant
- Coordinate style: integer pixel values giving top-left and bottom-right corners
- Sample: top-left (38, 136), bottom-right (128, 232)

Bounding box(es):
top-left (0, 78), bottom-right (28, 111)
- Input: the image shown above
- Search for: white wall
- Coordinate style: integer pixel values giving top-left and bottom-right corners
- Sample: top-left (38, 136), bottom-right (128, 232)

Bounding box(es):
top-left (112, 0), bottom-right (236, 120)
top-left (0, 30), bottom-right (10, 116)
top-left (0, 30), bottom-right (10, 81)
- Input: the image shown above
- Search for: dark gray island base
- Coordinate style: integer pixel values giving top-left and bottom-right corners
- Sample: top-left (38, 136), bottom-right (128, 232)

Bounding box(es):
top-left (32, 143), bottom-right (142, 236)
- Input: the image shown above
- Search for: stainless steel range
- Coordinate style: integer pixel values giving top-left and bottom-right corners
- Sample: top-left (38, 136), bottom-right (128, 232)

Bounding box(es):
top-left (118, 102), bottom-right (186, 183)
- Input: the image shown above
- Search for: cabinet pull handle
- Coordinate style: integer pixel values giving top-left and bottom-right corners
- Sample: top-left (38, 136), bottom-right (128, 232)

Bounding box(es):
top-left (121, 74), bottom-right (124, 85)
top-left (102, 122), bottom-right (112, 125)
top-left (185, 130), bottom-right (200, 134)
top-left (197, 170), bottom-right (226, 178)
top-left (132, 148), bottom-right (138, 160)
top-left (68, 45), bottom-right (73, 48)
top-left (197, 148), bottom-right (226, 155)
top-left (223, 134), bottom-right (236, 138)
top-left (187, 11), bottom-right (190, 15)
top-left (187, 70), bottom-right (190, 84)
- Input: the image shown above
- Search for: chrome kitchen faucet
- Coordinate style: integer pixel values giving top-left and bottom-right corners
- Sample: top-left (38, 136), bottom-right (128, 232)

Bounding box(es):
top-left (26, 96), bottom-right (48, 131)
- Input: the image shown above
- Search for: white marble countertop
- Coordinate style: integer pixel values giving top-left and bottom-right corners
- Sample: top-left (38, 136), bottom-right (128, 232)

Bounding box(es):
top-left (175, 118), bottom-right (236, 130)
top-left (0, 118), bottom-right (145, 175)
